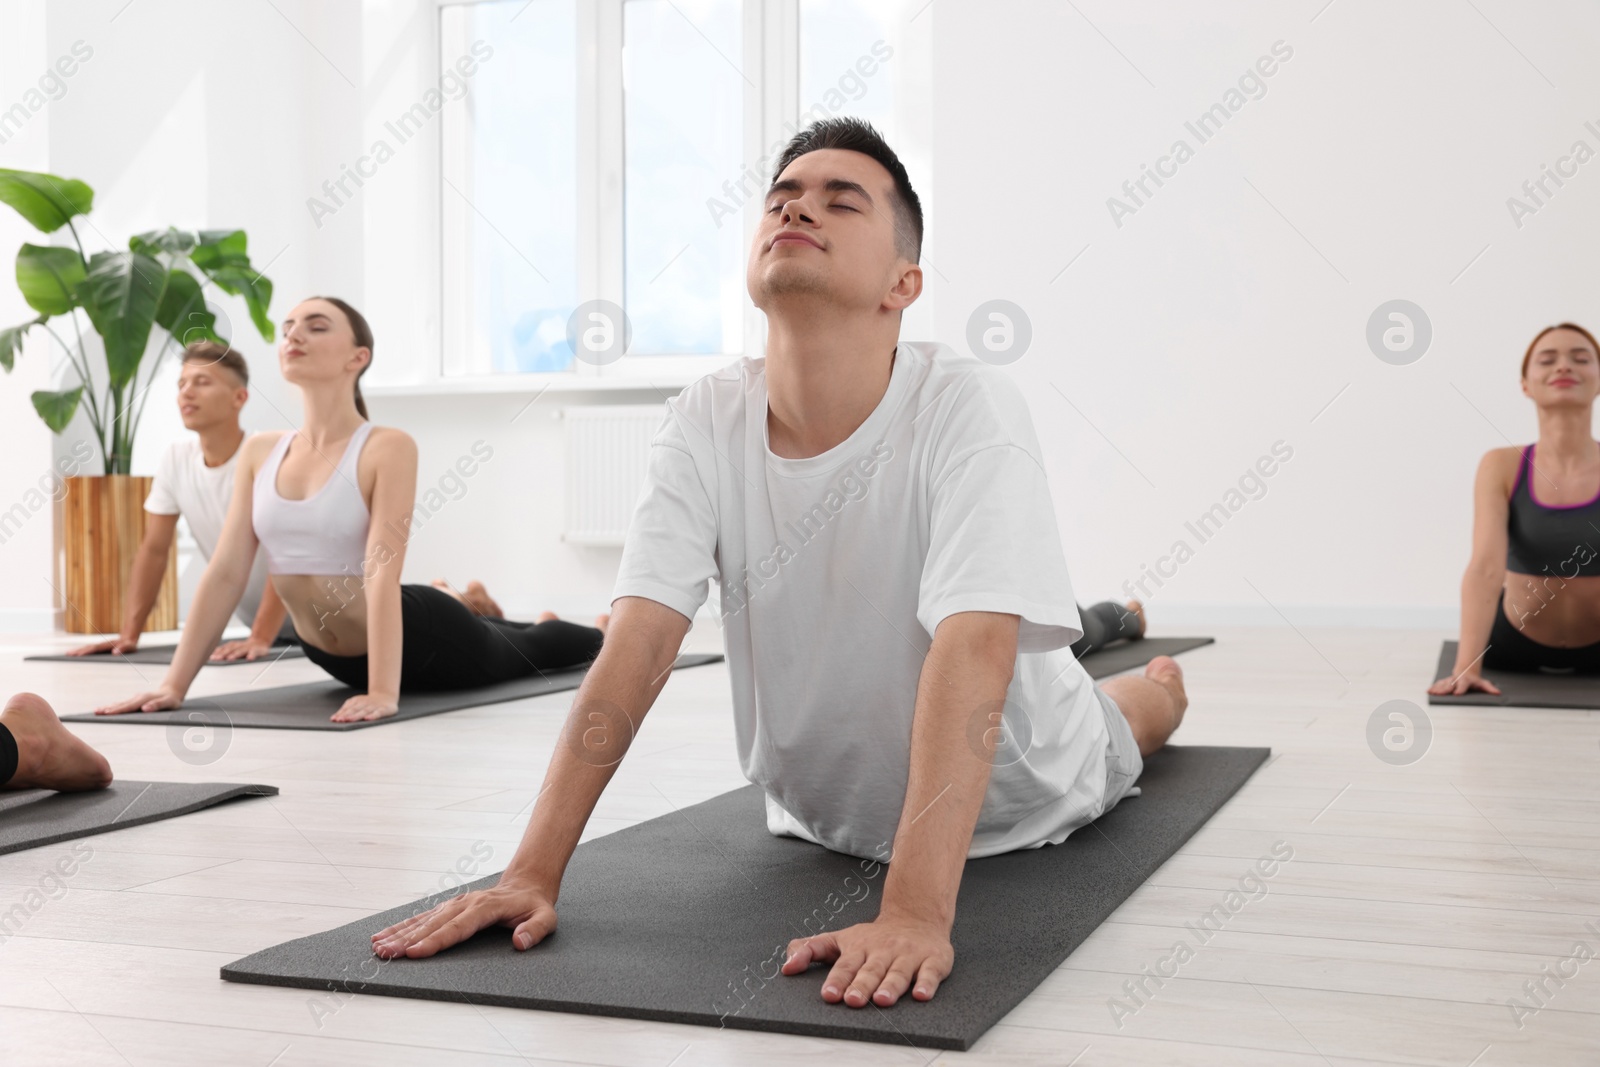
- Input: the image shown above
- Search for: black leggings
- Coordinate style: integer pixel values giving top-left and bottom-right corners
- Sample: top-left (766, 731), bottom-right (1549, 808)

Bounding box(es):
top-left (298, 584), bottom-right (605, 693)
top-left (1482, 588), bottom-right (1600, 674)
top-left (1070, 600), bottom-right (1141, 660)
top-left (0, 722), bottom-right (15, 787)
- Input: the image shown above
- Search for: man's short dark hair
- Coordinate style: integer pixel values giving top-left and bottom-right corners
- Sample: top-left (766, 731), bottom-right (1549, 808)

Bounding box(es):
top-left (771, 117), bottom-right (923, 264)
top-left (181, 341), bottom-right (249, 386)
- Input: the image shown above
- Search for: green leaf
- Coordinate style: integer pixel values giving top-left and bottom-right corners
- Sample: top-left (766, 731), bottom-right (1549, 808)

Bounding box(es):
top-left (76, 251), bottom-right (167, 390)
top-left (154, 269), bottom-right (223, 346)
top-left (208, 265), bottom-right (274, 340)
top-left (31, 386), bottom-right (83, 433)
top-left (190, 230), bottom-right (248, 271)
top-left (0, 170), bottom-right (94, 233)
top-left (16, 243), bottom-right (86, 315)
top-left (0, 315), bottom-right (46, 372)
top-left (131, 227), bottom-right (196, 257)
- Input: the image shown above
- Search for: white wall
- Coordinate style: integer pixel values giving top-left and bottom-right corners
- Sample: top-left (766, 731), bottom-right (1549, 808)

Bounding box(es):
top-left (7, 0), bottom-right (1599, 631)
top-left (929, 0), bottom-right (1600, 626)
top-left (0, 0), bottom-right (66, 631)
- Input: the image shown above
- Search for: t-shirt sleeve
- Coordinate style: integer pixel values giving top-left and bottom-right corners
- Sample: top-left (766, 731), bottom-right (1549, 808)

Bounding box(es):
top-left (917, 442), bottom-right (1084, 653)
top-left (144, 444), bottom-right (181, 515)
top-left (611, 409), bottom-right (720, 625)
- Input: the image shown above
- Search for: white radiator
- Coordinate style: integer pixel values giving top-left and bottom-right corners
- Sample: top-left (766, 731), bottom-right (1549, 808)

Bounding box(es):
top-left (561, 404), bottom-right (668, 546)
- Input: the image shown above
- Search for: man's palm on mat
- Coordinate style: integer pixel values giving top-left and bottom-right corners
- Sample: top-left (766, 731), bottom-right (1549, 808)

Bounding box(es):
top-left (369, 880), bottom-right (956, 1007)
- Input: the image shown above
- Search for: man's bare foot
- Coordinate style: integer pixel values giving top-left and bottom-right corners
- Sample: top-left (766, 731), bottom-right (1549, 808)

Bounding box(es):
top-left (594, 613), bottom-right (610, 637)
top-left (1144, 655), bottom-right (1187, 730)
top-left (2, 693), bottom-right (113, 792)
top-left (1125, 599), bottom-right (1147, 638)
top-left (537, 612), bottom-right (558, 623)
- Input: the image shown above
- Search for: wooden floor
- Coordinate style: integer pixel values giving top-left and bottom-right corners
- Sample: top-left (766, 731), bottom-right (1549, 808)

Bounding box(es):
top-left (1, 622), bottom-right (1595, 1066)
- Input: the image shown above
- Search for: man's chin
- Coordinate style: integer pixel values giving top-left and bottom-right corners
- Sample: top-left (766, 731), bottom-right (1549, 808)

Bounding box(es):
top-left (753, 264), bottom-right (832, 301)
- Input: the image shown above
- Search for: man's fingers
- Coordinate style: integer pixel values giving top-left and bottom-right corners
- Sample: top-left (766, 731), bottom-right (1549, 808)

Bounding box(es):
top-left (834, 950), bottom-right (882, 1006)
top-left (911, 960), bottom-right (945, 1001)
top-left (784, 933), bottom-right (837, 974)
top-left (866, 958), bottom-right (920, 1006)
top-left (511, 907), bottom-right (555, 950)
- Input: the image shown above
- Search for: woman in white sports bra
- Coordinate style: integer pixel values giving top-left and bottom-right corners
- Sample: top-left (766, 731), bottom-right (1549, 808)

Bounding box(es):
top-left (95, 296), bottom-right (607, 723)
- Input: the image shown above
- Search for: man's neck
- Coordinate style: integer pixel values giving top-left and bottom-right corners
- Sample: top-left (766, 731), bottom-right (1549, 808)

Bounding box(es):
top-left (764, 313), bottom-right (899, 460)
top-left (196, 422), bottom-right (247, 468)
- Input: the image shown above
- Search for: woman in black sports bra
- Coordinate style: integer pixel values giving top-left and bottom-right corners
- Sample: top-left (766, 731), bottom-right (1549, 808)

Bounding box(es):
top-left (1430, 322), bottom-right (1600, 696)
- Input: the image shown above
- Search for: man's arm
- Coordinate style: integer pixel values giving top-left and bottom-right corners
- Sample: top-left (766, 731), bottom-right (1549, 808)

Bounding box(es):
top-left (880, 610), bottom-right (1019, 927)
top-left (371, 593), bottom-right (691, 957)
top-left (211, 579), bottom-right (290, 660)
top-left (780, 609), bottom-right (1019, 1007)
top-left (67, 513), bottom-right (178, 655)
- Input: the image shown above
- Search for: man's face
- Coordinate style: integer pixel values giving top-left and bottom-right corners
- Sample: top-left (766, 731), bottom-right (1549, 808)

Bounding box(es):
top-left (747, 148), bottom-right (916, 315)
top-left (176, 359), bottom-right (246, 431)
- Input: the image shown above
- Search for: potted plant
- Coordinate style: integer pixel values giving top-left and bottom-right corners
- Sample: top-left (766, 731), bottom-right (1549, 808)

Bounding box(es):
top-left (0, 167), bottom-right (276, 633)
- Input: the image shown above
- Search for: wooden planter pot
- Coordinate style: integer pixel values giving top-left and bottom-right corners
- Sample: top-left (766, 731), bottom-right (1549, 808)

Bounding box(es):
top-left (61, 475), bottom-right (177, 634)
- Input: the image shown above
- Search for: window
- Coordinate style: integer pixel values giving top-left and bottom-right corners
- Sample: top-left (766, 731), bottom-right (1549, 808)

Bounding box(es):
top-left (622, 0), bottom-right (745, 357)
top-left (441, 0), bottom-right (579, 376)
top-left (421, 0), bottom-right (929, 390)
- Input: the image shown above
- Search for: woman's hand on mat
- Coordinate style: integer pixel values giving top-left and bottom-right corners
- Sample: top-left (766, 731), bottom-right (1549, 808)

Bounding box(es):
top-left (210, 637), bottom-right (275, 662)
top-left (67, 636), bottom-right (137, 657)
top-left (332, 693), bottom-right (399, 722)
top-left (1427, 669), bottom-right (1502, 697)
top-left (781, 915), bottom-right (955, 1008)
top-left (91, 686), bottom-right (183, 715)
top-left (370, 880), bottom-right (558, 959)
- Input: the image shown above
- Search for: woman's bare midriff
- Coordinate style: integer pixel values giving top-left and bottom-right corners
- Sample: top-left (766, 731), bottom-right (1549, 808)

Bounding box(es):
top-left (271, 573), bottom-right (372, 656)
top-left (1502, 572), bottom-right (1600, 647)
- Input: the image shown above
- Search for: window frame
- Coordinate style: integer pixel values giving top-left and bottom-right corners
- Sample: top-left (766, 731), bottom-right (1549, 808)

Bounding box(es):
top-left (415, 0), bottom-right (798, 394)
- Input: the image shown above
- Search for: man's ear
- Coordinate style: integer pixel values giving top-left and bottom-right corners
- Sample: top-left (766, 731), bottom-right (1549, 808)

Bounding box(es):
top-left (884, 262), bottom-right (922, 313)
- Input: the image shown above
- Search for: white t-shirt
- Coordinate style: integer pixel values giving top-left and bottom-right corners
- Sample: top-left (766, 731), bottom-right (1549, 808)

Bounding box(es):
top-left (145, 437), bottom-right (271, 631)
top-left (613, 340), bottom-right (1120, 861)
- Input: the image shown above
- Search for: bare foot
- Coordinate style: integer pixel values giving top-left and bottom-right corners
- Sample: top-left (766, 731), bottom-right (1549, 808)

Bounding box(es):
top-left (432, 579), bottom-right (504, 618)
top-left (1124, 599), bottom-right (1147, 638)
top-left (537, 612), bottom-right (558, 623)
top-left (2, 692), bottom-right (113, 792)
top-left (462, 580), bottom-right (503, 618)
top-left (593, 613), bottom-right (610, 637)
top-left (1143, 655), bottom-right (1188, 731)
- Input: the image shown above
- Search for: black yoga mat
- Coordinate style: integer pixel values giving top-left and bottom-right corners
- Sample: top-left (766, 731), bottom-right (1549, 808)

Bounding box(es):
top-left (221, 744), bottom-right (1269, 1050)
top-left (1079, 635), bottom-right (1213, 679)
top-left (1428, 640), bottom-right (1600, 708)
top-left (0, 781), bottom-right (278, 856)
top-left (26, 639), bottom-right (305, 666)
top-left (61, 654), bottom-right (725, 732)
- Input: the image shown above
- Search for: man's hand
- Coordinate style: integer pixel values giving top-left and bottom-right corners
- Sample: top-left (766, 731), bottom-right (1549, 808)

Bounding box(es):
top-left (781, 913), bottom-right (955, 1007)
top-left (93, 685), bottom-right (183, 715)
top-left (67, 636), bottom-right (138, 657)
top-left (210, 637), bottom-right (276, 662)
top-left (371, 878), bottom-right (558, 959)
top-left (333, 693), bottom-right (399, 722)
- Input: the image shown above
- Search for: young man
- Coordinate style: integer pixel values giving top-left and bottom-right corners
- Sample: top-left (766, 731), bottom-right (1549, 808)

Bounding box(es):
top-left (69, 343), bottom-right (290, 661)
top-left (371, 119), bottom-right (1190, 1010)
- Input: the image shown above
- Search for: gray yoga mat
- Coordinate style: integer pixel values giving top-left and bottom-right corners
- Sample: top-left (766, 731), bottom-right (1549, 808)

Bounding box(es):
top-left (221, 744), bottom-right (1269, 1050)
top-left (26, 639), bottom-right (305, 666)
top-left (1079, 635), bottom-right (1213, 679)
top-left (1428, 640), bottom-right (1600, 708)
top-left (0, 781), bottom-right (278, 856)
top-left (61, 654), bottom-right (725, 732)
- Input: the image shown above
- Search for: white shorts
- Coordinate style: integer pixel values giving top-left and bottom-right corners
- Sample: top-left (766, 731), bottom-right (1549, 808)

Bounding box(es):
top-left (1096, 684), bottom-right (1144, 812)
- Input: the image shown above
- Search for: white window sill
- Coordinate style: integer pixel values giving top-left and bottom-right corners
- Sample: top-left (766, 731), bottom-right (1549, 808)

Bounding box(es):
top-left (364, 373), bottom-right (703, 398)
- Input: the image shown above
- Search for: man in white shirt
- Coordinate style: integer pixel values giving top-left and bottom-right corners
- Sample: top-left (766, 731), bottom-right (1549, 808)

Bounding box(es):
top-left (371, 118), bottom-right (1190, 1012)
top-left (69, 343), bottom-right (290, 660)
